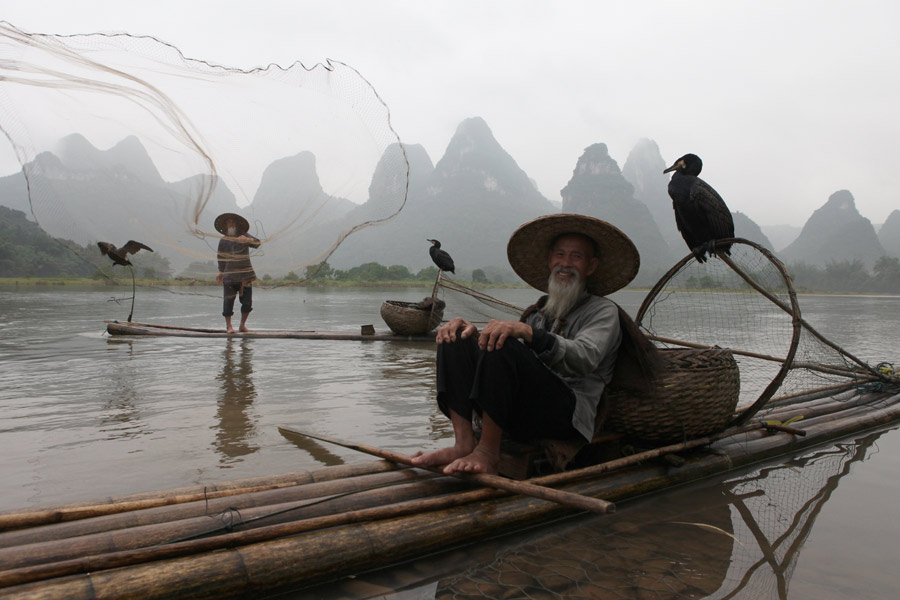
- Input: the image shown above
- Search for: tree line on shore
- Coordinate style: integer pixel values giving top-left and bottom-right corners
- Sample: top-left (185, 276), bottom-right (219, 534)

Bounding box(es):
top-left (3, 206), bottom-right (900, 292)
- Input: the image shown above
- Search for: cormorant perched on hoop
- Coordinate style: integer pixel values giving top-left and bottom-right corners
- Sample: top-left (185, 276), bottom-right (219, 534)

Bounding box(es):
top-left (663, 153), bottom-right (734, 263)
top-left (427, 239), bottom-right (455, 273)
top-left (97, 240), bottom-right (154, 266)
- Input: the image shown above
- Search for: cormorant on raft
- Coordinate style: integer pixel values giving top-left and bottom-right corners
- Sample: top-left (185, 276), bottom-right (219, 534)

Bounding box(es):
top-left (427, 239), bottom-right (455, 273)
top-left (97, 240), bottom-right (154, 266)
top-left (663, 153), bottom-right (734, 263)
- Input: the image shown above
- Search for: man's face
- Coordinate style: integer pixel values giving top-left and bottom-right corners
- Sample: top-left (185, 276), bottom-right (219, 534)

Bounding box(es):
top-left (226, 219), bottom-right (238, 236)
top-left (548, 234), bottom-right (599, 287)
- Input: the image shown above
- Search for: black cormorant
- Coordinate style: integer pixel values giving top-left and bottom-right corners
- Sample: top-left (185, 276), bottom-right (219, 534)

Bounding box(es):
top-left (663, 153), bottom-right (734, 263)
top-left (97, 240), bottom-right (154, 266)
top-left (427, 239), bottom-right (455, 273)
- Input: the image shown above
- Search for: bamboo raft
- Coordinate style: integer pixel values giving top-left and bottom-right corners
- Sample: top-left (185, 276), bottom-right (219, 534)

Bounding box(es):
top-left (1, 388), bottom-right (898, 599)
top-left (105, 320), bottom-right (435, 342)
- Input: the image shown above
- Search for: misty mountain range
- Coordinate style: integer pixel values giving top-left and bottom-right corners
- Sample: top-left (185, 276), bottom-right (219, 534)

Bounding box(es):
top-left (0, 117), bottom-right (896, 282)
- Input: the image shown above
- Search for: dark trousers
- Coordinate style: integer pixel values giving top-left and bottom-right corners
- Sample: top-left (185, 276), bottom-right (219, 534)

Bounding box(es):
top-left (435, 336), bottom-right (582, 442)
top-left (223, 283), bottom-right (252, 317)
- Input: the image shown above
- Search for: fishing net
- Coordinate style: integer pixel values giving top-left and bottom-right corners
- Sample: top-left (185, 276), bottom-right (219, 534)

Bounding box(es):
top-left (0, 22), bottom-right (408, 287)
top-left (636, 238), bottom-right (898, 424)
top-left (434, 273), bottom-right (526, 324)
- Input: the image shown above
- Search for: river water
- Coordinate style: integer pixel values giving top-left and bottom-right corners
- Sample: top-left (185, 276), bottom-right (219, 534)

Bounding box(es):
top-left (1, 284), bottom-right (899, 599)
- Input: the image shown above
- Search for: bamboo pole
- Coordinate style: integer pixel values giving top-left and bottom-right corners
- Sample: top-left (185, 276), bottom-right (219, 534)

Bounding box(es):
top-left (0, 475), bottom-right (467, 573)
top-left (6, 395), bottom-right (898, 600)
top-left (278, 428), bottom-right (616, 514)
top-left (0, 461), bottom-right (408, 533)
top-left (0, 468), bottom-right (438, 549)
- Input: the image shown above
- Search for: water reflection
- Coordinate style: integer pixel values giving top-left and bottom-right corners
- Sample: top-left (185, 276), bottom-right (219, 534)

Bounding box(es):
top-left (101, 338), bottom-right (144, 440)
top-left (212, 339), bottom-right (259, 464)
top-left (308, 429), bottom-right (884, 600)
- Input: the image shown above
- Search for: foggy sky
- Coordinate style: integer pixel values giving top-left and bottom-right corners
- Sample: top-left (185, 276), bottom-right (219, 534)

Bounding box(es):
top-left (3, 0), bottom-right (899, 227)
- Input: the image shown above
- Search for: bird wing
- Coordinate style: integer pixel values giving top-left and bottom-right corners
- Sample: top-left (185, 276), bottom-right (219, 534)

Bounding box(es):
top-left (97, 242), bottom-right (113, 256)
top-left (691, 178), bottom-right (735, 240)
top-left (121, 240), bottom-right (154, 256)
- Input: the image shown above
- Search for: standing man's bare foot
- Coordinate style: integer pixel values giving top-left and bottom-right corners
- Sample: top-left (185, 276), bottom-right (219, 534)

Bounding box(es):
top-left (410, 442), bottom-right (475, 468)
top-left (239, 326), bottom-right (251, 333)
top-left (442, 446), bottom-right (499, 475)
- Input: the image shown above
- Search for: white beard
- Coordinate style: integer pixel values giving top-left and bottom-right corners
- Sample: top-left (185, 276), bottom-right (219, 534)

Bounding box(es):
top-left (543, 267), bottom-right (585, 320)
top-left (227, 226), bottom-right (237, 237)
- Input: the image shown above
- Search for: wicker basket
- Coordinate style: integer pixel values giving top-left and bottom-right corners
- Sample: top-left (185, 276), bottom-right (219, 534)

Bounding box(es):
top-left (605, 347), bottom-right (740, 445)
top-left (380, 300), bottom-right (444, 336)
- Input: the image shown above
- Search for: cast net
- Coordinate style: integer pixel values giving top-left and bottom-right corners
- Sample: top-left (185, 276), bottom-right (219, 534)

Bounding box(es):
top-left (0, 22), bottom-right (408, 288)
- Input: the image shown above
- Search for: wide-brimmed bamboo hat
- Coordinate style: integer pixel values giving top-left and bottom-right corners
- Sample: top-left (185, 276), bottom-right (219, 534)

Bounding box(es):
top-left (507, 214), bottom-right (640, 296)
top-left (214, 213), bottom-right (250, 235)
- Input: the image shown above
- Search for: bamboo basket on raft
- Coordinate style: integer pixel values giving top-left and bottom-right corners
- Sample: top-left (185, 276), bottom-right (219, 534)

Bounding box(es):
top-left (380, 299), bottom-right (444, 336)
top-left (605, 347), bottom-right (741, 445)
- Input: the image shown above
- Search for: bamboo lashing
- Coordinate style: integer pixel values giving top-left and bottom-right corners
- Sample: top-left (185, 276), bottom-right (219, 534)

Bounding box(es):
top-left (278, 427), bottom-right (615, 514)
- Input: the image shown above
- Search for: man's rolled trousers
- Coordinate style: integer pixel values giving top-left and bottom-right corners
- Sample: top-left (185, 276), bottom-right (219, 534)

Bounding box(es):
top-left (435, 289), bottom-right (622, 445)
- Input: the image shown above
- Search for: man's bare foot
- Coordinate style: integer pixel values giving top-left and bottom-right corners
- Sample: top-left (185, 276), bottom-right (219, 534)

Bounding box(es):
top-left (410, 443), bottom-right (474, 468)
top-left (442, 445), bottom-right (499, 475)
top-left (226, 328), bottom-right (236, 334)
top-left (239, 326), bottom-right (251, 333)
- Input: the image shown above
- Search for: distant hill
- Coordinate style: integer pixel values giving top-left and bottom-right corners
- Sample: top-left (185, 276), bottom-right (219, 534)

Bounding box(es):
top-left (329, 117), bottom-right (557, 277)
top-left (0, 205), bottom-right (96, 276)
top-left (0, 136), bottom-right (243, 271)
top-left (781, 190), bottom-right (886, 268)
top-left (733, 211), bottom-right (773, 250)
top-left (761, 224), bottom-right (803, 252)
top-left (878, 210), bottom-right (900, 257)
top-left (621, 138), bottom-right (680, 255)
top-left (562, 143), bottom-right (671, 283)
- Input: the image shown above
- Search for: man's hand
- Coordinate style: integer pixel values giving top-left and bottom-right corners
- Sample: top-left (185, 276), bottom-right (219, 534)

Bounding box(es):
top-left (478, 320), bottom-right (533, 352)
top-left (216, 273), bottom-right (223, 283)
top-left (436, 317), bottom-right (477, 344)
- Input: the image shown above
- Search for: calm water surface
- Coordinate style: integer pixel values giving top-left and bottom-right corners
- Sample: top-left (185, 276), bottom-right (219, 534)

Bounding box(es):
top-left (1, 285), bottom-right (898, 599)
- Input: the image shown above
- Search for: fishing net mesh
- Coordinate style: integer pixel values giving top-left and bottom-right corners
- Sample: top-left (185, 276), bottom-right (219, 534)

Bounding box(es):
top-left (0, 22), bottom-right (409, 293)
top-left (636, 240), bottom-right (896, 422)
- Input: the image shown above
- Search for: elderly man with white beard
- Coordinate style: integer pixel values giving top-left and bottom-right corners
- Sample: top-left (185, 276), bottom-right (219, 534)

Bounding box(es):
top-left (412, 214), bottom-right (646, 476)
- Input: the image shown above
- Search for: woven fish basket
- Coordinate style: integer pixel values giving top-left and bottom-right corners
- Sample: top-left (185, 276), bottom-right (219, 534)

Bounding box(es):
top-left (605, 347), bottom-right (740, 445)
top-left (380, 300), bottom-right (444, 336)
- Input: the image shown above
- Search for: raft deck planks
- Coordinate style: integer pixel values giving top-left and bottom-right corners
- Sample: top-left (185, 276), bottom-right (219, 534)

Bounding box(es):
top-left (1, 389), bottom-right (899, 599)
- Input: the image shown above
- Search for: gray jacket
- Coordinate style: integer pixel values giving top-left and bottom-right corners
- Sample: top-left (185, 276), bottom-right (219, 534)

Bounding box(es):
top-left (525, 292), bottom-right (621, 440)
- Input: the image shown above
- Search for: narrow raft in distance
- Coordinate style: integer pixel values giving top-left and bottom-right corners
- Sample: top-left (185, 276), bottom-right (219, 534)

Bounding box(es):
top-left (105, 320), bottom-right (436, 341)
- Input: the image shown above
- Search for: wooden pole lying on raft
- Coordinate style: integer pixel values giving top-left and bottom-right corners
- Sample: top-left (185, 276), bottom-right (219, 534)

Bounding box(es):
top-left (278, 427), bottom-right (616, 514)
top-left (0, 461), bottom-right (407, 532)
top-left (5, 395), bottom-right (898, 600)
top-left (0, 468), bottom-right (441, 550)
top-left (0, 475), bottom-right (469, 574)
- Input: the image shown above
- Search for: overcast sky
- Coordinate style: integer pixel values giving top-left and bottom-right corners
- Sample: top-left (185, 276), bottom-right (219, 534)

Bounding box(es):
top-left (3, 0), bottom-right (899, 226)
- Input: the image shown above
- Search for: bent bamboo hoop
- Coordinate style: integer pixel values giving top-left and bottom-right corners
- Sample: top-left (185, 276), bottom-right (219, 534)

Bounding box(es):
top-left (635, 238), bottom-right (802, 426)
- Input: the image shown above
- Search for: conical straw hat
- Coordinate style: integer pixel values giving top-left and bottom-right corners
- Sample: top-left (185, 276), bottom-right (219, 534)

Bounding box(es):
top-left (214, 213), bottom-right (250, 235)
top-left (507, 214), bottom-right (640, 296)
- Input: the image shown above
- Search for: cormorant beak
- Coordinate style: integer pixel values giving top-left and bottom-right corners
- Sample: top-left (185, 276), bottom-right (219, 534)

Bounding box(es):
top-left (663, 160), bottom-right (684, 174)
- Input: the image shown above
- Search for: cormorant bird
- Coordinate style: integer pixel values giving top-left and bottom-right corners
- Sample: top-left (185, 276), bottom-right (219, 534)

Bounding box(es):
top-left (97, 240), bottom-right (154, 266)
top-left (427, 239), bottom-right (455, 273)
top-left (663, 153), bottom-right (734, 263)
